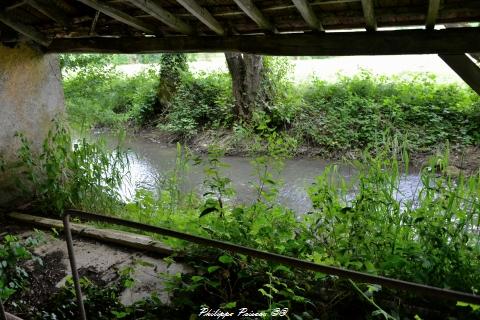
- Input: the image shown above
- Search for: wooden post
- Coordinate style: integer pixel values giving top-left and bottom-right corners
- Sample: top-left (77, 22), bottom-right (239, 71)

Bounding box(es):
top-left (439, 54), bottom-right (480, 95)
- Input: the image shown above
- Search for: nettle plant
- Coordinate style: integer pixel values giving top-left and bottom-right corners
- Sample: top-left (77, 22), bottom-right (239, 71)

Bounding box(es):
top-left (0, 233), bottom-right (43, 301)
top-left (15, 121), bottom-right (128, 216)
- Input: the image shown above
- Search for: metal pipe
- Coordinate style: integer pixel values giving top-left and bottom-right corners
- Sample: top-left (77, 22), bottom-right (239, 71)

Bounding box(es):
top-left (67, 209), bottom-right (480, 305)
top-left (0, 298), bottom-right (7, 320)
top-left (63, 214), bottom-right (87, 320)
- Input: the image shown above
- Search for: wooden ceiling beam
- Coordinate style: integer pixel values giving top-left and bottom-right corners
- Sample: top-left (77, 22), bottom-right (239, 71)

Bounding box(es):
top-left (127, 0), bottom-right (194, 35)
top-left (76, 0), bottom-right (157, 34)
top-left (177, 0), bottom-right (224, 35)
top-left (47, 27), bottom-right (480, 56)
top-left (426, 0), bottom-right (441, 30)
top-left (26, 0), bottom-right (71, 26)
top-left (0, 12), bottom-right (50, 46)
top-left (439, 54), bottom-right (480, 95)
top-left (233, 0), bottom-right (277, 33)
top-left (292, 0), bottom-right (324, 31)
top-left (360, 0), bottom-right (376, 31)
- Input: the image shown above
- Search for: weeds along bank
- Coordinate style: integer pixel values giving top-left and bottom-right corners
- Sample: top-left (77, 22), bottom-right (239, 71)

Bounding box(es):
top-left (1, 125), bottom-right (480, 319)
top-left (62, 54), bottom-right (480, 159)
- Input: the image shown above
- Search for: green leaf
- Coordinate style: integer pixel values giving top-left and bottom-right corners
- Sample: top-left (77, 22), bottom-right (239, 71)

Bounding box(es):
top-left (218, 255), bottom-right (234, 264)
top-left (207, 266), bottom-right (221, 273)
top-left (457, 301), bottom-right (480, 311)
top-left (222, 301), bottom-right (237, 309)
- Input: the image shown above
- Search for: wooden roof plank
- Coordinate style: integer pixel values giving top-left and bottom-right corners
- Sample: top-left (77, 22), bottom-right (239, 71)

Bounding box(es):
top-left (0, 11), bottom-right (50, 46)
top-left (233, 0), bottom-right (278, 33)
top-left (177, 0), bottom-right (224, 35)
top-left (26, 0), bottom-right (71, 26)
top-left (292, 0), bottom-right (324, 31)
top-left (360, 0), bottom-right (376, 31)
top-left (426, 0), bottom-right (441, 30)
top-left (76, 0), bottom-right (157, 34)
top-left (127, 0), bottom-right (194, 35)
top-left (47, 27), bottom-right (480, 55)
top-left (439, 54), bottom-right (480, 95)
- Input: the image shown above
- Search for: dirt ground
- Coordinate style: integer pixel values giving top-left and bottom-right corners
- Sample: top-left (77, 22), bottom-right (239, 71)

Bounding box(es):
top-left (0, 224), bottom-right (189, 316)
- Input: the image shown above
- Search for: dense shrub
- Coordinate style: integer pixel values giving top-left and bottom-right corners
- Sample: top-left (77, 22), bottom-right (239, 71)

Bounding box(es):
top-left (293, 72), bottom-right (480, 152)
top-left (159, 72), bottom-right (234, 138)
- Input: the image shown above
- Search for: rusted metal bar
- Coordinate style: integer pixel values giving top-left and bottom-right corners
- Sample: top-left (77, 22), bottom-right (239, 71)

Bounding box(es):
top-left (63, 214), bottom-right (87, 320)
top-left (66, 209), bottom-right (480, 305)
top-left (0, 298), bottom-right (7, 320)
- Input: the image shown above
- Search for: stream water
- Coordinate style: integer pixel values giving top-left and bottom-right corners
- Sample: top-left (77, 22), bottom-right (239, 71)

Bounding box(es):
top-left (98, 133), bottom-right (423, 214)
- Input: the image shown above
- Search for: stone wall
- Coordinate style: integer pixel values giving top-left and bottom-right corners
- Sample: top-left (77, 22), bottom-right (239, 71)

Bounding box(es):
top-left (0, 44), bottom-right (65, 207)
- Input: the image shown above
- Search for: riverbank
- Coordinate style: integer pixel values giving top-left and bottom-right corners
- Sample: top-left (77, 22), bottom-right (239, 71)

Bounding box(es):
top-left (137, 127), bottom-right (480, 175)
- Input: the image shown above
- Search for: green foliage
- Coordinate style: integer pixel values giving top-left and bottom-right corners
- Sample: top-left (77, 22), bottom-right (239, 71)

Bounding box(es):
top-left (59, 54), bottom-right (112, 72)
top-left (293, 72), bottom-right (480, 152)
top-left (0, 233), bottom-right (42, 301)
top-left (63, 63), bottom-right (160, 128)
top-left (16, 122), bottom-right (128, 215)
top-left (159, 53), bottom-right (188, 85)
top-left (159, 71), bottom-right (233, 138)
top-left (38, 277), bottom-right (128, 319)
top-left (114, 143), bottom-right (480, 319)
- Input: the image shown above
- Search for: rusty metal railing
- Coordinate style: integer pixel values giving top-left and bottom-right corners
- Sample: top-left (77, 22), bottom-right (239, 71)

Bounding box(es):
top-left (61, 209), bottom-right (480, 319)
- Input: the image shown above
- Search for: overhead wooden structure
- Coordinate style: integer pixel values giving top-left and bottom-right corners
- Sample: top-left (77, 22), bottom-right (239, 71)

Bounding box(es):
top-left (0, 0), bottom-right (479, 93)
top-left (0, 0), bottom-right (479, 55)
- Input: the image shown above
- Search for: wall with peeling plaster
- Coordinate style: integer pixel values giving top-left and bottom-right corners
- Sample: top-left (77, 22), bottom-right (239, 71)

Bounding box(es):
top-left (0, 44), bottom-right (65, 207)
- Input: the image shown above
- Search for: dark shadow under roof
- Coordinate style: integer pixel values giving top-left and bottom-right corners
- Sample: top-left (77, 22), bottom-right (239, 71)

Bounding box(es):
top-left (0, 0), bottom-right (479, 54)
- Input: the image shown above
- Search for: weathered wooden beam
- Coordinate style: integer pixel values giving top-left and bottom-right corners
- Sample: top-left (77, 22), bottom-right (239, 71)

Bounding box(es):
top-left (177, 0), bottom-right (224, 35)
top-left (439, 54), bottom-right (480, 95)
top-left (426, 0), bottom-right (441, 30)
top-left (360, 0), bottom-right (376, 31)
top-left (0, 12), bottom-right (50, 46)
top-left (127, 0), bottom-right (194, 35)
top-left (292, 0), bottom-right (324, 31)
top-left (46, 27), bottom-right (480, 56)
top-left (233, 0), bottom-right (277, 33)
top-left (76, 0), bottom-right (157, 34)
top-left (26, 0), bottom-right (71, 26)
top-left (8, 212), bottom-right (174, 256)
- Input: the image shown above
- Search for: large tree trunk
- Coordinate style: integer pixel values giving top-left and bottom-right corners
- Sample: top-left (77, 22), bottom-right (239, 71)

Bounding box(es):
top-left (225, 52), bottom-right (265, 121)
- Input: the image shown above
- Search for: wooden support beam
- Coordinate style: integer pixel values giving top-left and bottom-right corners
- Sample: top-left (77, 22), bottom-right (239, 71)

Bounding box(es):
top-left (360, 0), bottom-right (376, 31)
top-left (177, 0), bottom-right (224, 35)
top-left (127, 0), bottom-right (194, 35)
top-left (26, 0), bottom-right (71, 26)
top-left (233, 0), bottom-right (277, 33)
top-left (0, 12), bottom-right (50, 46)
top-left (8, 212), bottom-right (174, 256)
top-left (439, 54), bottom-right (480, 95)
top-left (426, 0), bottom-right (441, 30)
top-left (292, 0), bottom-right (324, 31)
top-left (46, 28), bottom-right (480, 56)
top-left (76, 0), bottom-right (157, 34)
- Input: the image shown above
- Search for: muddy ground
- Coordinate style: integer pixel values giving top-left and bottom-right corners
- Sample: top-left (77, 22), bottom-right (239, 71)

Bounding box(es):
top-left (0, 224), bottom-right (188, 318)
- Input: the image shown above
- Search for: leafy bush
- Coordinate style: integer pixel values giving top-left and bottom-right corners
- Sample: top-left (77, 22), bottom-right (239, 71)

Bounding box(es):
top-left (159, 72), bottom-right (234, 138)
top-left (16, 122), bottom-right (128, 216)
top-left (293, 72), bottom-right (480, 152)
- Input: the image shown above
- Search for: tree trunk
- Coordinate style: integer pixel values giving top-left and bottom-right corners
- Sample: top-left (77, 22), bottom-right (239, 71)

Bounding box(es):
top-left (156, 53), bottom-right (188, 115)
top-left (225, 52), bottom-right (265, 121)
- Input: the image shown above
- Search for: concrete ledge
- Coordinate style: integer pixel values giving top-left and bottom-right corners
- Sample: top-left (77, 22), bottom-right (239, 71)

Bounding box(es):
top-left (7, 212), bottom-right (174, 256)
